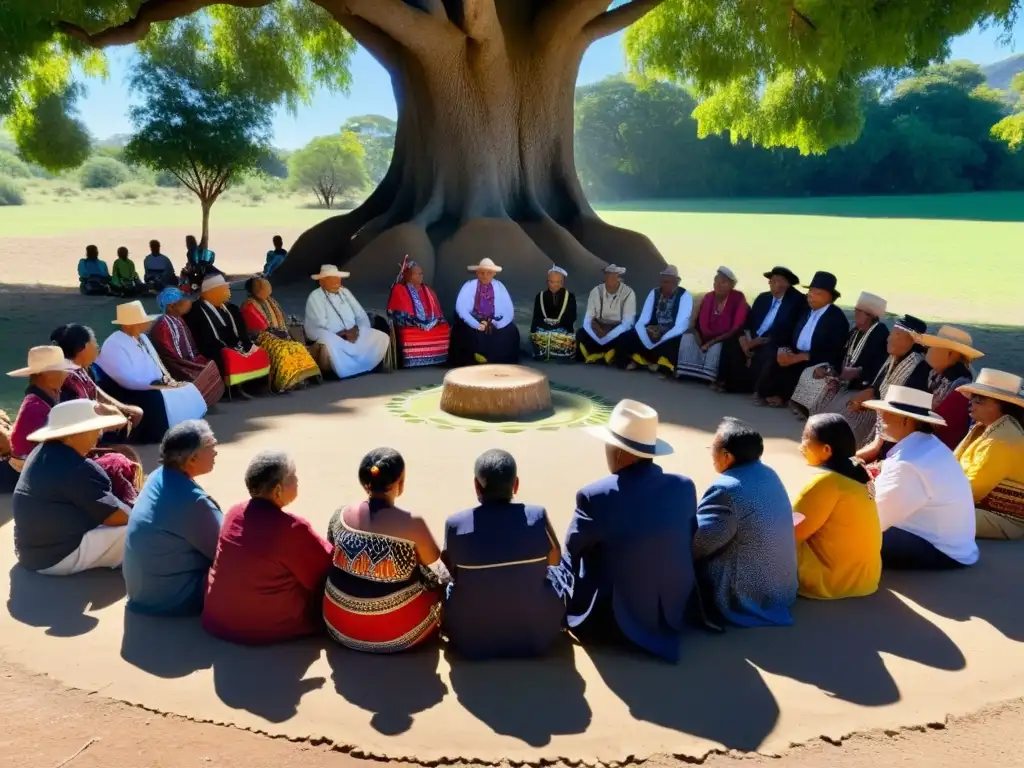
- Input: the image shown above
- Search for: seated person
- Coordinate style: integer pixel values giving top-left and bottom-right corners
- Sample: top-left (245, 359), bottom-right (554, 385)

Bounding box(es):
top-left (443, 449), bottom-right (567, 660)
top-left (385, 256), bottom-right (451, 368)
top-left (953, 370), bottom-right (1024, 540)
top-left (717, 266), bottom-right (803, 394)
top-left (620, 265), bottom-right (693, 374)
top-left (181, 234), bottom-right (217, 291)
top-left (449, 258), bottom-right (521, 366)
top-left (793, 414), bottom-right (881, 600)
top-left (148, 289), bottom-right (225, 408)
top-left (303, 264), bottom-right (392, 378)
top-left (96, 301), bottom-right (209, 443)
top-left (78, 244), bottom-right (112, 296)
top-left (755, 271), bottom-right (849, 408)
top-left (530, 265), bottom-right (577, 362)
top-left (263, 235), bottom-right (288, 278)
top-left (693, 418), bottom-right (797, 627)
top-left (143, 240), bottom-right (177, 290)
top-left (790, 291), bottom-right (889, 418)
top-left (240, 276), bottom-right (321, 392)
top-left (677, 266), bottom-right (747, 384)
top-left (124, 421), bottom-right (223, 616)
top-left (4, 346), bottom-right (141, 500)
top-left (563, 399), bottom-right (696, 661)
top-left (576, 264), bottom-right (636, 365)
top-left (12, 400), bottom-right (132, 575)
top-left (863, 386), bottom-right (978, 569)
top-left (203, 450), bottom-right (332, 644)
top-left (324, 448), bottom-right (448, 653)
top-left (916, 325), bottom-right (983, 450)
top-left (185, 273), bottom-right (272, 399)
top-left (111, 246), bottom-right (145, 297)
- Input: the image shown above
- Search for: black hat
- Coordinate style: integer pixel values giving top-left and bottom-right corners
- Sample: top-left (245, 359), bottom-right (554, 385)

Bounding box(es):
top-left (893, 314), bottom-right (927, 335)
top-left (803, 271), bottom-right (840, 299)
top-left (763, 266), bottom-right (800, 286)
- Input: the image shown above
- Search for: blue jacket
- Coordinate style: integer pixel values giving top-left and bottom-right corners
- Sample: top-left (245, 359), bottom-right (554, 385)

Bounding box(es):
top-left (563, 460), bottom-right (697, 662)
top-left (693, 461), bottom-right (798, 627)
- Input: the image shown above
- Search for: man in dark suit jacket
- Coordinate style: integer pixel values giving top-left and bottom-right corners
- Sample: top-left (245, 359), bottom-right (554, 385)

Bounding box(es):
top-left (562, 399), bottom-right (697, 662)
top-left (717, 266), bottom-right (805, 393)
top-left (755, 271), bottom-right (850, 405)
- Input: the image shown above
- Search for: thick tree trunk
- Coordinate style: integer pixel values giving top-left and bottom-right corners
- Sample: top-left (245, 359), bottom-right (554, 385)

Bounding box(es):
top-left (275, 0), bottom-right (667, 304)
top-left (200, 198), bottom-right (212, 245)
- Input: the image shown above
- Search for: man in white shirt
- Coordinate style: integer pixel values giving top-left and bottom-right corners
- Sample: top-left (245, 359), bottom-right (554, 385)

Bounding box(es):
top-left (864, 385), bottom-right (978, 568)
top-left (576, 264), bottom-right (637, 365)
top-left (619, 265), bottom-right (693, 373)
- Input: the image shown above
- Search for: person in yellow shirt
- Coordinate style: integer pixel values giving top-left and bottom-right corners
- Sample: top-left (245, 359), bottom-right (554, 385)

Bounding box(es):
top-left (954, 369), bottom-right (1024, 540)
top-left (792, 413), bottom-right (882, 599)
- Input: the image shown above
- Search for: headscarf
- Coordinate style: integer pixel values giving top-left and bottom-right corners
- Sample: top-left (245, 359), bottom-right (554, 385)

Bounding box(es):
top-left (158, 286), bottom-right (187, 314)
top-left (394, 255), bottom-right (418, 286)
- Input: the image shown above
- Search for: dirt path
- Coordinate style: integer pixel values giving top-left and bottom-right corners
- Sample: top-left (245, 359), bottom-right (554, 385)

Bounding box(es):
top-left (3, 653), bottom-right (1022, 768)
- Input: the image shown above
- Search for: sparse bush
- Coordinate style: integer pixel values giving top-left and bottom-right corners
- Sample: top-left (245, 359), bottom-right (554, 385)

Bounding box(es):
top-left (0, 151), bottom-right (32, 178)
top-left (242, 176), bottom-right (266, 203)
top-left (0, 175), bottom-right (25, 206)
top-left (114, 181), bottom-right (151, 200)
top-left (79, 156), bottom-right (130, 189)
top-left (155, 169), bottom-right (182, 188)
top-left (52, 183), bottom-right (79, 197)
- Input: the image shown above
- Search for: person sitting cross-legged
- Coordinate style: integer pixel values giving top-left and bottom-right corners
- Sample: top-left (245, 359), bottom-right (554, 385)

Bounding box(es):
top-left (143, 240), bottom-right (177, 291)
top-left (148, 288), bottom-right (226, 409)
top-left (240, 276), bottom-right (322, 392)
top-left (443, 449), bottom-right (569, 660)
top-left (78, 244), bottom-right (112, 296)
top-left (263, 235), bottom-right (288, 278)
top-left (562, 399), bottom-right (697, 662)
top-left (449, 258), bottom-right (521, 366)
top-left (676, 266), bottom-right (748, 385)
top-left (111, 246), bottom-right (145, 297)
top-left (620, 265), bottom-right (693, 374)
top-left (576, 264), bottom-right (636, 365)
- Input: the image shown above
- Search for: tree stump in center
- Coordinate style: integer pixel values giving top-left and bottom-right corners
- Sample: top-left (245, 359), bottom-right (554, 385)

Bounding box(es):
top-left (439, 365), bottom-right (552, 421)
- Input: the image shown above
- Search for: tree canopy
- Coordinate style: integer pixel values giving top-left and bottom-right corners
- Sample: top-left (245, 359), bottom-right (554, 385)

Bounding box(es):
top-left (341, 115), bottom-right (397, 184)
top-left (992, 72), bottom-right (1024, 150)
top-left (289, 131), bottom-right (368, 207)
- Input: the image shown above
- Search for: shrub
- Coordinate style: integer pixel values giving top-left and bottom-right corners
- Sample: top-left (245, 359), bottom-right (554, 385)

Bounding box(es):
top-left (79, 156), bottom-right (130, 189)
top-left (0, 151), bottom-right (32, 178)
top-left (114, 181), bottom-right (151, 200)
top-left (52, 183), bottom-right (79, 198)
top-left (242, 176), bottom-right (266, 203)
top-left (154, 169), bottom-right (182, 188)
top-left (0, 175), bottom-right (25, 206)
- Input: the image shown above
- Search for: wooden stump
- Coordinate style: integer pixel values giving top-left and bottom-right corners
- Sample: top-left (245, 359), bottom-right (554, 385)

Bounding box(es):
top-left (440, 365), bottom-right (552, 420)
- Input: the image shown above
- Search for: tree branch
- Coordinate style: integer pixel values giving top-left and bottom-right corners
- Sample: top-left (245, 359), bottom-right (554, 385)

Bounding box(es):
top-left (462, 0), bottom-right (500, 41)
top-left (326, 0), bottom-right (460, 55)
top-left (535, 0), bottom-right (609, 40)
top-left (584, 0), bottom-right (666, 41)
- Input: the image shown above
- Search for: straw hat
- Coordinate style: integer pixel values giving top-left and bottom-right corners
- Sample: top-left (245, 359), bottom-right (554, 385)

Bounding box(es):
top-left (26, 399), bottom-right (127, 443)
top-left (914, 325), bottom-right (983, 359)
top-left (957, 369), bottom-right (1024, 408)
top-left (586, 399), bottom-right (673, 458)
top-left (716, 266), bottom-right (737, 283)
top-left (112, 300), bottom-right (159, 326)
top-left (862, 385), bottom-right (946, 426)
top-left (854, 291), bottom-right (887, 318)
top-left (7, 345), bottom-right (79, 378)
top-left (661, 265), bottom-right (681, 279)
top-left (311, 264), bottom-right (351, 280)
top-left (467, 258), bottom-right (502, 273)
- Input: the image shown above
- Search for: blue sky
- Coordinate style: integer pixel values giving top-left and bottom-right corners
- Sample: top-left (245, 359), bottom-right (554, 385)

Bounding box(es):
top-left (77, 18), bottom-right (1022, 149)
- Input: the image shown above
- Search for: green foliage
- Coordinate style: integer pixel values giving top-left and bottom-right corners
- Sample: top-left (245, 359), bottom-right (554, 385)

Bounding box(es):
top-left (289, 132), bottom-right (368, 208)
top-left (258, 150), bottom-right (290, 179)
top-left (992, 71), bottom-right (1024, 152)
top-left (9, 84), bottom-right (91, 171)
top-left (342, 115), bottom-right (396, 184)
top-left (113, 181), bottom-right (153, 200)
top-left (79, 155), bottom-right (129, 189)
top-left (0, 151), bottom-right (32, 179)
top-left (155, 169), bottom-right (182, 188)
top-left (0, 175), bottom-right (25, 206)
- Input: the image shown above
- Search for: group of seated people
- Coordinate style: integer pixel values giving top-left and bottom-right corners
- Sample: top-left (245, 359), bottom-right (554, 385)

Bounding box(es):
top-left (6, 381), bottom-right (1020, 661)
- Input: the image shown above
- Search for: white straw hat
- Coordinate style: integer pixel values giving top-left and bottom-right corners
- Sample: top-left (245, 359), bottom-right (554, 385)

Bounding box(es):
top-left (855, 291), bottom-right (887, 318)
top-left (914, 325), bottom-right (983, 360)
top-left (467, 258), bottom-right (502, 273)
top-left (586, 399), bottom-right (673, 458)
top-left (603, 264), bottom-right (626, 275)
top-left (26, 399), bottom-right (127, 443)
top-left (311, 264), bottom-right (351, 280)
top-left (862, 385), bottom-right (946, 426)
top-left (7, 345), bottom-right (79, 378)
top-left (956, 369), bottom-right (1024, 408)
top-left (112, 300), bottom-right (159, 326)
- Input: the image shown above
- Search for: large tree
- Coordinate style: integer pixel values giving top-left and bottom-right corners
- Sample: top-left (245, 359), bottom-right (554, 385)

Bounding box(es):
top-left (290, 131), bottom-right (369, 208)
top-left (3, 1), bottom-right (1019, 298)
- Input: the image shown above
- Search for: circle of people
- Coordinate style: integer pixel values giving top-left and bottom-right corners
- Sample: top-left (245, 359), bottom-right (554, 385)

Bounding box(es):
top-left (2, 247), bottom-right (1022, 661)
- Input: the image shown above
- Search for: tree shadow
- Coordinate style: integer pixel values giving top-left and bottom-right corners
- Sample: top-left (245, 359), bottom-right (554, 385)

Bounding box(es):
top-left (444, 639), bottom-right (592, 747)
top-left (120, 610), bottom-right (213, 678)
top-left (327, 641), bottom-right (448, 735)
top-left (0, 496), bottom-right (11, 530)
top-left (5, 564), bottom-right (125, 637)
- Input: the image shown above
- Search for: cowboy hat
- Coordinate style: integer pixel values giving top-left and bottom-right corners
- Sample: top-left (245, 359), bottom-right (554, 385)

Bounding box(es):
top-left (467, 258), bottom-right (502, 273)
top-left (957, 369), bottom-right (1024, 408)
top-left (854, 291), bottom-right (887, 318)
top-left (803, 271), bottom-right (841, 299)
top-left (311, 264), bottom-right (351, 280)
top-left (716, 266), bottom-right (738, 283)
top-left (7, 345), bottom-right (79, 378)
top-left (915, 325), bottom-right (983, 360)
top-left (862, 385), bottom-right (946, 427)
top-left (586, 399), bottom-right (673, 458)
top-left (112, 300), bottom-right (160, 326)
top-left (660, 265), bottom-right (681, 279)
top-left (763, 266), bottom-right (800, 286)
top-left (26, 399), bottom-right (127, 443)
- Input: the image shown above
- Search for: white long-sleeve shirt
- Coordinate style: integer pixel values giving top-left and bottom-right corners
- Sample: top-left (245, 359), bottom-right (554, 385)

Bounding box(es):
top-left (634, 288), bottom-right (693, 350)
top-left (455, 279), bottom-right (514, 330)
top-left (583, 284), bottom-right (636, 345)
top-left (304, 287), bottom-right (370, 341)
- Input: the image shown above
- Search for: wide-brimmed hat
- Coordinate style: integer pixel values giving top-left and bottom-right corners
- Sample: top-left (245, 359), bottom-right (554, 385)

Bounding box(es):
top-left (893, 314), bottom-right (927, 335)
top-left (26, 399), bottom-right (127, 443)
top-left (660, 265), bottom-right (680, 279)
top-left (586, 399), bottom-right (673, 458)
top-left (803, 271), bottom-right (841, 299)
top-left (467, 258), bottom-right (502, 273)
top-left (854, 291), bottom-right (887, 318)
top-left (863, 385), bottom-right (946, 426)
top-left (915, 325), bottom-right (984, 360)
top-left (7, 345), bottom-right (79, 378)
top-left (957, 369), bottom-right (1024, 408)
top-left (604, 264), bottom-right (626, 275)
top-left (311, 264), bottom-right (351, 280)
top-left (716, 266), bottom-right (737, 284)
top-left (112, 300), bottom-right (159, 326)
top-left (763, 266), bottom-right (800, 286)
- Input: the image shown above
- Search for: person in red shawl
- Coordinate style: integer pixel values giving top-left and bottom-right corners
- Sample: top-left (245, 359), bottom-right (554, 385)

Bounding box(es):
top-left (149, 287), bottom-right (226, 408)
top-left (386, 256), bottom-right (450, 368)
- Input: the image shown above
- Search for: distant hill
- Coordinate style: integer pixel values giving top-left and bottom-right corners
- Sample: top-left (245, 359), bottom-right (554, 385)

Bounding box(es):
top-left (983, 53), bottom-right (1024, 91)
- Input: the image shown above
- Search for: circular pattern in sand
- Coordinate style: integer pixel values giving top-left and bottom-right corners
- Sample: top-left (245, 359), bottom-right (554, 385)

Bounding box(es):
top-left (440, 364), bottom-right (552, 420)
top-left (387, 381), bottom-right (613, 433)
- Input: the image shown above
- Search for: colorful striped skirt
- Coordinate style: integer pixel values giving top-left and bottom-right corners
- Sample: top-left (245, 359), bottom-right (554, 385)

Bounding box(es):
top-left (530, 329), bottom-right (576, 361)
top-left (323, 581), bottom-right (442, 654)
top-left (675, 333), bottom-right (723, 381)
top-left (394, 323), bottom-right (450, 368)
top-left (220, 346), bottom-right (271, 387)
